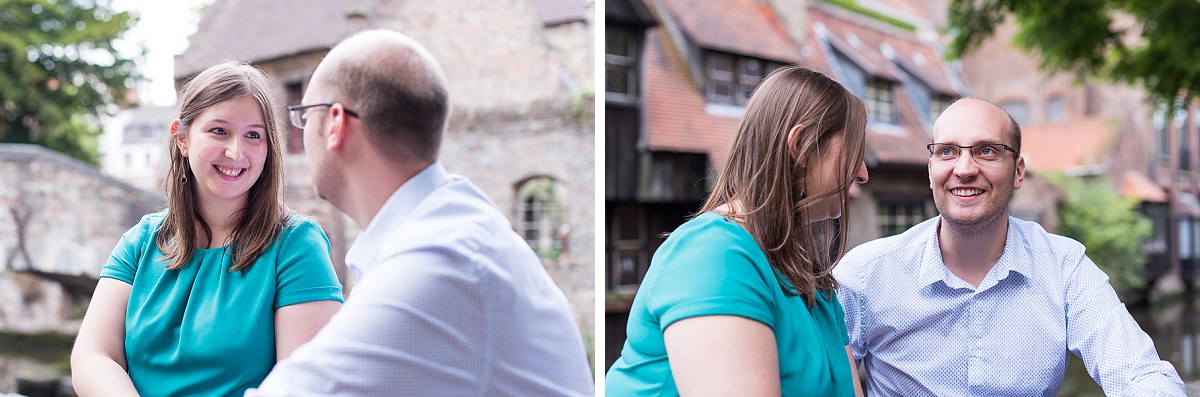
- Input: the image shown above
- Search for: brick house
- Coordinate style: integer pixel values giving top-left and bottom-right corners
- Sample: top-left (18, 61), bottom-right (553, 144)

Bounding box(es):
top-left (173, 0), bottom-right (595, 335)
top-left (604, 0), bottom-right (967, 368)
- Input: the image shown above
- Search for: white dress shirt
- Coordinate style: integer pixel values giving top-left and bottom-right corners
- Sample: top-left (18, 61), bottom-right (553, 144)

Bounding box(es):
top-left (247, 162), bottom-right (593, 396)
top-left (834, 216), bottom-right (1185, 396)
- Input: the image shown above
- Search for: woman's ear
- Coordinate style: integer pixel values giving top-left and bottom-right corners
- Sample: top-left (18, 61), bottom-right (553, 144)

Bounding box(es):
top-left (171, 119), bottom-right (188, 157)
top-left (786, 123), bottom-right (806, 164)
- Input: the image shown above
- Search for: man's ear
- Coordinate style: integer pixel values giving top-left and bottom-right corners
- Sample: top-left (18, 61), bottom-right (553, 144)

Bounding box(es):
top-left (786, 123), bottom-right (806, 162)
top-left (1013, 156), bottom-right (1026, 190)
top-left (171, 119), bottom-right (187, 157)
top-left (928, 159), bottom-right (934, 190)
top-left (324, 105), bottom-right (350, 152)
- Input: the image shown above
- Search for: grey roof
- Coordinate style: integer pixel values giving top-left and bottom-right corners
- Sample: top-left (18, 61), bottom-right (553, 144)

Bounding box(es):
top-left (532, 0), bottom-right (589, 26)
top-left (175, 0), bottom-right (375, 77)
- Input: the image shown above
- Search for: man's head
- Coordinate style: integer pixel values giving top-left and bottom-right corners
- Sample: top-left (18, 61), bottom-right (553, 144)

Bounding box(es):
top-left (928, 97), bottom-right (1025, 229)
top-left (297, 29), bottom-right (449, 204)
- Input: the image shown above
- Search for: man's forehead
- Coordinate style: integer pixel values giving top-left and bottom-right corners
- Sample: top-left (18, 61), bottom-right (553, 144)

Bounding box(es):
top-left (932, 102), bottom-right (1010, 142)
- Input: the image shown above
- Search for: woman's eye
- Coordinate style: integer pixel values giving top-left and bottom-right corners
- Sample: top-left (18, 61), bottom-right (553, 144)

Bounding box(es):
top-left (247, 131), bottom-right (261, 139)
top-left (208, 127), bottom-right (226, 135)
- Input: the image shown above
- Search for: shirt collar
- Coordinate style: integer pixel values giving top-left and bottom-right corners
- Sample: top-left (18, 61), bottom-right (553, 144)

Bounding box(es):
top-left (918, 216), bottom-right (1032, 291)
top-left (344, 161), bottom-right (449, 276)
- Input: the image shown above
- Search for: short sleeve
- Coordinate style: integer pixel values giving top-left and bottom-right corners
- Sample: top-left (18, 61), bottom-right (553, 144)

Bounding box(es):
top-left (274, 217), bottom-right (344, 309)
top-left (830, 291), bottom-right (850, 345)
top-left (100, 213), bottom-right (158, 284)
top-left (646, 215), bottom-right (776, 331)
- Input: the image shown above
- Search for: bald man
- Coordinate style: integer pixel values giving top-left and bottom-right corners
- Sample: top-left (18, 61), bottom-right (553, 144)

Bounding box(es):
top-left (247, 30), bottom-right (593, 396)
top-left (832, 98), bottom-right (1185, 396)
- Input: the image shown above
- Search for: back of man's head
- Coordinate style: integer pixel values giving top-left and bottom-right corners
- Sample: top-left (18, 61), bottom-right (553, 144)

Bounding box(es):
top-left (320, 29), bottom-right (450, 163)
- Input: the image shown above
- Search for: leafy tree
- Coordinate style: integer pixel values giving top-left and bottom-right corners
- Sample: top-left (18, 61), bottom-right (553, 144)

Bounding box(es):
top-left (947, 0), bottom-right (1200, 107)
top-left (1044, 173), bottom-right (1152, 291)
top-left (0, 0), bottom-right (141, 166)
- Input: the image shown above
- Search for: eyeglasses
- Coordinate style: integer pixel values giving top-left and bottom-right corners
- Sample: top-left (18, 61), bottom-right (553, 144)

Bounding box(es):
top-left (927, 143), bottom-right (1018, 162)
top-left (286, 103), bottom-right (360, 129)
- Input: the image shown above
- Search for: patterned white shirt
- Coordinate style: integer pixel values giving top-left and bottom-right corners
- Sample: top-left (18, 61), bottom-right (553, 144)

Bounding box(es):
top-left (834, 216), bottom-right (1185, 396)
top-left (247, 162), bottom-right (593, 396)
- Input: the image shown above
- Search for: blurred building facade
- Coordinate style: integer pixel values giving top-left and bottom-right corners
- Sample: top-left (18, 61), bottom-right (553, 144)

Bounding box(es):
top-left (171, 0), bottom-right (596, 335)
top-left (99, 105), bottom-right (174, 192)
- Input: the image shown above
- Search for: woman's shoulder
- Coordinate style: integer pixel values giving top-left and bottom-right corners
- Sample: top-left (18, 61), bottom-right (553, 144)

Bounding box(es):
top-left (674, 212), bottom-right (753, 240)
top-left (125, 210), bottom-right (168, 238)
top-left (276, 212), bottom-right (330, 245)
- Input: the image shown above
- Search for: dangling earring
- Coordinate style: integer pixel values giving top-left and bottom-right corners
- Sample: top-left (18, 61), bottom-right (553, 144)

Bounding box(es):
top-left (181, 174), bottom-right (188, 185)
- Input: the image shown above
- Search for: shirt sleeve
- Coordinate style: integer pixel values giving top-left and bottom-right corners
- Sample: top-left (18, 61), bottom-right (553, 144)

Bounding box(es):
top-left (645, 218), bottom-right (776, 331)
top-left (250, 243), bottom-right (492, 396)
top-left (1065, 254), bottom-right (1186, 396)
top-left (274, 217), bottom-right (344, 309)
top-left (100, 214), bottom-right (154, 284)
top-left (833, 254), bottom-right (866, 364)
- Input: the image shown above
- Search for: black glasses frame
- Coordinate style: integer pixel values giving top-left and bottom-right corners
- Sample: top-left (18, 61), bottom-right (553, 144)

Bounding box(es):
top-left (926, 143), bottom-right (1018, 159)
top-left (286, 103), bottom-right (360, 128)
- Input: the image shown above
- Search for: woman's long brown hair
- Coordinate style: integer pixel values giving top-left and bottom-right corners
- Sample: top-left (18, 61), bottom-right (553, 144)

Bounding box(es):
top-left (158, 61), bottom-right (288, 271)
top-left (700, 66), bottom-right (868, 306)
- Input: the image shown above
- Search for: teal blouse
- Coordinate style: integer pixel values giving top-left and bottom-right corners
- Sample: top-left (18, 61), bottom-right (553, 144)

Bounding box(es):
top-left (605, 212), bottom-right (855, 397)
top-left (100, 211), bottom-right (344, 397)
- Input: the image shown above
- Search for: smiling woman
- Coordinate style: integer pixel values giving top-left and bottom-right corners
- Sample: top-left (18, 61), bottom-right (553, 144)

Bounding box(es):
top-left (69, 61), bottom-right (345, 397)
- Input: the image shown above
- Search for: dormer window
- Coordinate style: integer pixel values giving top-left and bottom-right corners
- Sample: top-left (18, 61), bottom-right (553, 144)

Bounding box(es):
top-left (606, 27), bottom-right (639, 102)
top-left (705, 51), bottom-right (782, 105)
top-left (930, 94), bottom-right (955, 124)
top-left (866, 78), bottom-right (895, 123)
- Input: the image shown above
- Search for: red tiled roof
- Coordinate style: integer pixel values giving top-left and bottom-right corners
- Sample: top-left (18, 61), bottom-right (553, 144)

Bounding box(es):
top-left (643, 27), bottom-right (740, 166)
top-left (658, 0), bottom-right (801, 63)
top-left (1020, 117), bottom-right (1116, 174)
top-left (643, 2), bottom-right (963, 169)
top-left (532, 0), bottom-right (589, 26)
top-left (176, 0), bottom-right (375, 77)
top-left (809, 5), bottom-right (958, 95)
top-left (1123, 170), bottom-right (1167, 203)
top-left (808, 6), bottom-right (950, 166)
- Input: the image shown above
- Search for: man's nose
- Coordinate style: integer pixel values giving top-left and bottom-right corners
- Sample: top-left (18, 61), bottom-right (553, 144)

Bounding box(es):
top-left (952, 149), bottom-right (980, 176)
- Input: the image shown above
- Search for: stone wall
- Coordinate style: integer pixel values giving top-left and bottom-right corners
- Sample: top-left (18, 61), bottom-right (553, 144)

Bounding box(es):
top-left (0, 144), bottom-right (164, 332)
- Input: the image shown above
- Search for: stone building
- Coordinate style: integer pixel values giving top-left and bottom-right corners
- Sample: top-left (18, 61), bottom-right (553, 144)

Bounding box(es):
top-left (0, 144), bottom-right (164, 332)
top-left (173, 0), bottom-right (596, 335)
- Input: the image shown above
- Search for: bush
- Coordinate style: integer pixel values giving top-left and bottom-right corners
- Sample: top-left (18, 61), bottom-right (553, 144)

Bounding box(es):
top-left (1044, 173), bottom-right (1151, 291)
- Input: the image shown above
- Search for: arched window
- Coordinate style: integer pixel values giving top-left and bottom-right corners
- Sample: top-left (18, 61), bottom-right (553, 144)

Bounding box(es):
top-left (514, 176), bottom-right (568, 259)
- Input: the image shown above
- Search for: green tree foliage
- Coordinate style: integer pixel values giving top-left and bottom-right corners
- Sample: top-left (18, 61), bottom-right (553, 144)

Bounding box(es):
top-left (1044, 173), bottom-right (1151, 291)
top-left (947, 0), bottom-right (1200, 107)
top-left (0, 0), bottom-right (140, 166)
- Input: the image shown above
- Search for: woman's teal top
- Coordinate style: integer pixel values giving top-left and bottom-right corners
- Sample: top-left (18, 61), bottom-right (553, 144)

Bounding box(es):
top-left (605, 212), bottom-right (855, 396)
top-left (100, 211), bottom-right (344, 397)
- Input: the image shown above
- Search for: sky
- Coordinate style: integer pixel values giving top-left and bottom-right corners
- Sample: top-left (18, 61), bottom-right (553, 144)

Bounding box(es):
top-left (111, 0), bottom-right (210, 107)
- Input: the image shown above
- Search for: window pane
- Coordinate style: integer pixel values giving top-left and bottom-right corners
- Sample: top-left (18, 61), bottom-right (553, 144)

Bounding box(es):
top-left (867, 79), bottom-right (894, 123)
top-left (606, 65), bottom-right (630, 95)
top-left (1046, 96), bottom-right (1064, 122)
top-left (1000, 100), bottom-right (1029, 125)
top-left (606, 28), bottom-right (631, 58)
